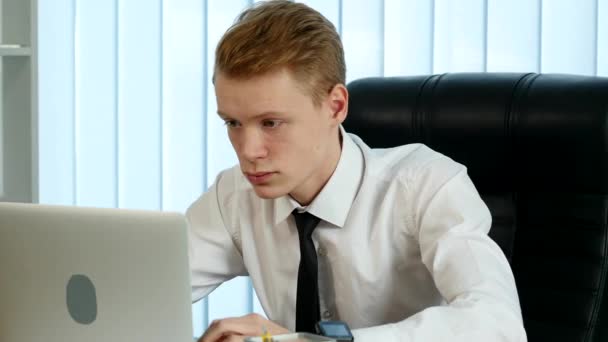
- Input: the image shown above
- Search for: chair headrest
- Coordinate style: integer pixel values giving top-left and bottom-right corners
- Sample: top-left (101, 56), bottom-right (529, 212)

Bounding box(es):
top-left (345, 73), bottom-right (608, 194)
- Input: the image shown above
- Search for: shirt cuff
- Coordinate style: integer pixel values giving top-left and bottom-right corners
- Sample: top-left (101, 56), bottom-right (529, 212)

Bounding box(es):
top-left (351, 322), bottom-right (402, 341)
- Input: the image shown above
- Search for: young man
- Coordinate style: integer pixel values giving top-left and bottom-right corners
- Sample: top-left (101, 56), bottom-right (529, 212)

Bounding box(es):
top-left (188, 1), bottom-right (527, 341)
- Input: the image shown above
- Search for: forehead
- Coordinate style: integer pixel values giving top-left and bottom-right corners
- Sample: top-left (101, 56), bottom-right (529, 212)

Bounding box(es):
top-left (214, 69), bottom-right (314, 116)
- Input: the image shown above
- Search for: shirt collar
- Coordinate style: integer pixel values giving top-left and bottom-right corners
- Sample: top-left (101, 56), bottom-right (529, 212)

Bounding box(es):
top-left (273, 126), bottom-right (364, 227)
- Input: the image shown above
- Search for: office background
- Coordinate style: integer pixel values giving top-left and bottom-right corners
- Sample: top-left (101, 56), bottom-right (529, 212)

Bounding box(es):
top-left (34, 0), bottom-right (607, 337)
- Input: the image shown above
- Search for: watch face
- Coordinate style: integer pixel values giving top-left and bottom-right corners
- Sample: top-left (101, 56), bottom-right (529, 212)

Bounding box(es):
top-left (317, 321), bottom-right (353, 341)
top-left (322, 323), bottom-right (350, 336)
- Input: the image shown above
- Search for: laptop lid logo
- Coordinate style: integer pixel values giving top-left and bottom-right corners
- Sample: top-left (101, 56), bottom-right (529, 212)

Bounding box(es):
top-left (66, 274), bottom-right (98, 324)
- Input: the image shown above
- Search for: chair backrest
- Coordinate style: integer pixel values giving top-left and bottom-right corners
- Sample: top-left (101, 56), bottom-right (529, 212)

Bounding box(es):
top-left (345, 73), bottom-right (608, 342)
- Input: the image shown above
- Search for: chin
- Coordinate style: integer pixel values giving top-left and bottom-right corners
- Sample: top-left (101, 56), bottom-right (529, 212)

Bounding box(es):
top-left (252, 185), bottom-right (289, 200)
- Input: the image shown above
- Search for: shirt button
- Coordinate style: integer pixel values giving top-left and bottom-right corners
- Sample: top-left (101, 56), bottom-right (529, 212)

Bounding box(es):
top-left (317, 247), bottom-right (326, 256)
top-left (323, 310), bottom-right (332, 319)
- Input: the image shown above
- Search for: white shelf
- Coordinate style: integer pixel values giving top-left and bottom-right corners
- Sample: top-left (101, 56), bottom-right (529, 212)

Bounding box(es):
top-left (0, 46), bottom-right (31, 56)
top-left (0, 0), bottom-right (37, 203)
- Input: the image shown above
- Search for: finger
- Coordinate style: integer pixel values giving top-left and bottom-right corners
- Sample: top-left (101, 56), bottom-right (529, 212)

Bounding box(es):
top-left (220, 315), bottom-right (266, 336)
top-left (222, 334), bottom-right (246, 342)
top-left (200, 317), bottom-right (258, 342)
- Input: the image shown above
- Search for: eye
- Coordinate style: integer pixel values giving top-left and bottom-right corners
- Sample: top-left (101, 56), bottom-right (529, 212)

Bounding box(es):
top-left (223, 120), bottom-right (240, 128)
top-left (262, 120), bottom-right (282, 129)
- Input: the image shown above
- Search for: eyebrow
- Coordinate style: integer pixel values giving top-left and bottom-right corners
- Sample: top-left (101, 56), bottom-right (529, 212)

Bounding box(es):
top-left (217, 111), bottom-right (284, 120)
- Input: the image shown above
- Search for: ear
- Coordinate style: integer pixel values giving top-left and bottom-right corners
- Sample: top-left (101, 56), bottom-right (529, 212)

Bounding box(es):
top-left (327, 84), bottom-right (349, 125)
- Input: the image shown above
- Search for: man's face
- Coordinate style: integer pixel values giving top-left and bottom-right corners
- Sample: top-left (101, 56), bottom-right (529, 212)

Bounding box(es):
top-left (214, 68), bottom-right (346, 204)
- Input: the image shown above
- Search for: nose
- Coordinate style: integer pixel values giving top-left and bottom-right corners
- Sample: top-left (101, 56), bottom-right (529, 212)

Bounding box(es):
top-left (236, 127), bottom-right (268, 162)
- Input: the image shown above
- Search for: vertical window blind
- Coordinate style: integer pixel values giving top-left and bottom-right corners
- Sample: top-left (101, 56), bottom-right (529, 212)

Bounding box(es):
top-left (38, 0), bottom-right (608, 337)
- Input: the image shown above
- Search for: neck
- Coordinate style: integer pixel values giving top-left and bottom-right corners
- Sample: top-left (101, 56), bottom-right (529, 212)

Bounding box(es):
top-left (290, 130), bottom-right (343, 206)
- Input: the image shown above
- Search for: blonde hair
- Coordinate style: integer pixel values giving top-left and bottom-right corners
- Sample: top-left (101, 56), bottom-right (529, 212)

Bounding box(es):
top-left (215, 0), bottom-right (345, 106)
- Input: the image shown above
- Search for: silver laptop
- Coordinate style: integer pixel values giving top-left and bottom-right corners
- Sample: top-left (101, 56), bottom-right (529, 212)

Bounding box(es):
top-left (0, 202), bottom-right (193, 342)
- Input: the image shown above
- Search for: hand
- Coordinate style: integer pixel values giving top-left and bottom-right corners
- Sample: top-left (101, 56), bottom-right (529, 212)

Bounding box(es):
top-left (197, 313), bottom-right (290, 342)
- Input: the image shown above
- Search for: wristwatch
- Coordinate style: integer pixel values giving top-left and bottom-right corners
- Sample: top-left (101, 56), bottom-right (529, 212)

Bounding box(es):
top-left (315, 320), bottom-right (354, 342)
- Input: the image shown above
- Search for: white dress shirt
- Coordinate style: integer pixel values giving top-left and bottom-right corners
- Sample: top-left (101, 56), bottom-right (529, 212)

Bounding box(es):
top-left (187, 127), bottom-right (527, 341)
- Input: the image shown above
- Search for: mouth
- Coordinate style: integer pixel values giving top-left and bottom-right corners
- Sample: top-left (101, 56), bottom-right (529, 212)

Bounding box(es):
top-left (244, 171), bottom-right (276, 185)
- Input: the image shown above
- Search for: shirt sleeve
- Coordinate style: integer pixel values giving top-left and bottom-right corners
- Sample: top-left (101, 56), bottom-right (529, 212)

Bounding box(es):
top-left (187, 170), bottom-right (248, 303)
top-left (352, 156), bottom-right (527, 341)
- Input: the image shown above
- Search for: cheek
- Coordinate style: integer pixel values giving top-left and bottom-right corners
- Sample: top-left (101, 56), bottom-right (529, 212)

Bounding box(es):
top-left (236, 127), bottom-right (325, 168)
top-left (227, 129), bottom-right (260, 155)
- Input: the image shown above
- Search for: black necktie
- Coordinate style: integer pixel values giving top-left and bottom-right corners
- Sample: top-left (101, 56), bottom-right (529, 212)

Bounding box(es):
top-left (293, 210), bottom-right (321, 333)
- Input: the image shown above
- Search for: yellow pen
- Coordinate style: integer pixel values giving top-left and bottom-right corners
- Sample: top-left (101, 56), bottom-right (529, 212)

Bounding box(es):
top-left (261, 326), bottom-right (273, 342)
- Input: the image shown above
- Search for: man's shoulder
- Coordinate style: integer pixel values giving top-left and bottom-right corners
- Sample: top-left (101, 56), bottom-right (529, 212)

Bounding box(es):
top-left (216, 164), bottom-right (248, 185)
top-left (187, 164), bottom-right (253, 213)
top-left (212, 164), bottom-right (256, 201)
top-left (353, 136), bottom-right (462, 184)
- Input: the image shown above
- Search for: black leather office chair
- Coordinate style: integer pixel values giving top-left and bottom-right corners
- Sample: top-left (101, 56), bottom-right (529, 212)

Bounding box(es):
top-left (345, 73), bottom-right (608, 342)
